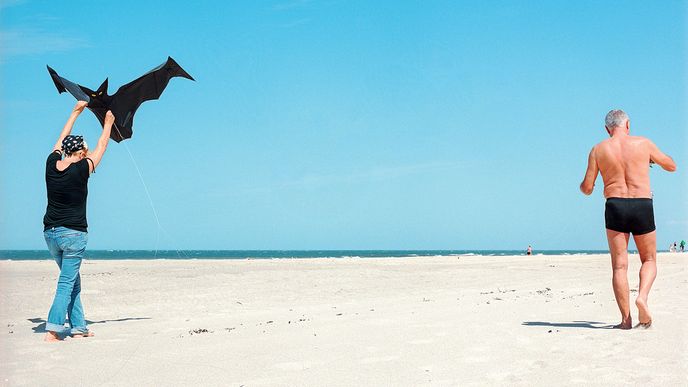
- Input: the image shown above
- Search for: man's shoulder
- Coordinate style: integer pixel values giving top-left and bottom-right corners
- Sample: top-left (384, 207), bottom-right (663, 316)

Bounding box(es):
top-left (629, 135), bottom-right (650, 142)
top-left (628, 136), bottom-right (654, 149)
top-left (591, 138), bottom-right (612, 151)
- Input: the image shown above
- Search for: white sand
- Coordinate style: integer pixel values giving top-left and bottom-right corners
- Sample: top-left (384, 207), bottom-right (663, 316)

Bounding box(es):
top-left (1, 253), bottom-right (686, 386)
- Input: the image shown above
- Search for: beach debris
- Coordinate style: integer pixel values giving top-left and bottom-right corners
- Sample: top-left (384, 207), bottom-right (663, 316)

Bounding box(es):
top-left (84, 272), bottom-right (113, 277)
top-left (535, 287), bottom-right (552, 296)
top-left (498, 288), bottom-right (516, 293)
top-left (289, 317), bottom-right (309, 324)
top-left (266, 320), bottom-right (274, 324)
top-left (236, 301), bottom-right (243, 305)
top-left (225, 327), bottom-right (235, 332)
top-left (188, 328), bottom-right (211, 335)
top-left (422, 297), bottom-right (433, 302)
top-left (562, 292), bottom-right (595, 300)
top-left (480, 291), bottom-right (494, 295)
top-left (493, 297), bottom-right (503, 301)
top-left (336, 313), bottom-right (343, 316)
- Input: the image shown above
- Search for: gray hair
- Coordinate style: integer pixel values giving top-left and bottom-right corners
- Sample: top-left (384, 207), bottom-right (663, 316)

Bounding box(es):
top-left (605, 109), bottom-right (629, 129)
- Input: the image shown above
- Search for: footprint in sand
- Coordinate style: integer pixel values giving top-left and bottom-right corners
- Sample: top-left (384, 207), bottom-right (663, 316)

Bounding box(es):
top-left (273, 361), bottom-right (311, 371)
top-left (464, 356), bottom-right (489, 363)
top-left (407, 338), bottom-right (434, 345)
top-left (367, 318), bottom-right (395, 326)
top-left (360, 355), bottom-right (400, 364)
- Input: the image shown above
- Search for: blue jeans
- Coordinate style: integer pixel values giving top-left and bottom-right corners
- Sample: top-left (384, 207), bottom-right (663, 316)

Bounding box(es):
top-left (44, 226), bottom-right (89, 335)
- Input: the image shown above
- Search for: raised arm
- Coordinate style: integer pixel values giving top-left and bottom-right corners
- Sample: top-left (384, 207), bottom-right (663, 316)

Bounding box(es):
top-left (580, 146), bottom-right (599, 195)
top-left (86, 111), bottom-right (113, 173)
top-left (52, 101), bottom-right (88, 152)
top-left (647, 139), bottom-right (676, 172)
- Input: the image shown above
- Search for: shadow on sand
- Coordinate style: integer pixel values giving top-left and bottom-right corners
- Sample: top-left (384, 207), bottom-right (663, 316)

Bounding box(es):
top-left (29, 317), bottom-right (151, 333)
top-left (522, 320), bottom-right (614, 329)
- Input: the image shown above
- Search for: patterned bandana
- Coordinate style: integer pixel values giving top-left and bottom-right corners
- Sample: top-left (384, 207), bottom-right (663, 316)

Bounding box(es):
top-left (62, 135), bottom-right (85, 154)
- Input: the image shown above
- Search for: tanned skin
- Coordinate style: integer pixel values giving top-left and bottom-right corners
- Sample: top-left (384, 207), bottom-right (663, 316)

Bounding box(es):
top-left (580, 118), bottom-right (675, 330)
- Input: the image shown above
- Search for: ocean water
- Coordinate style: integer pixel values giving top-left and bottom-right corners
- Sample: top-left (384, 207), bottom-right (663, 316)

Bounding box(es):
top-left (0, 249), bottom-right (619, 260)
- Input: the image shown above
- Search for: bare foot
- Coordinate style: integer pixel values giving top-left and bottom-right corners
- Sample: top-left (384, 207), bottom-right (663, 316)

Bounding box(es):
top-left (44, 331), bottom-right (62, 342)
top-left (635, 297), bottom-right (652, 325)
top-left (71, 331), bottom-right (95, 338)
top-left (613, 315), bottom-right (632, 330)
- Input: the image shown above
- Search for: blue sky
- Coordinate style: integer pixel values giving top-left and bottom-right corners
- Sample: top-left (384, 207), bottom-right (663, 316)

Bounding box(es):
top-left (1, 1), bottom-right (686, 250)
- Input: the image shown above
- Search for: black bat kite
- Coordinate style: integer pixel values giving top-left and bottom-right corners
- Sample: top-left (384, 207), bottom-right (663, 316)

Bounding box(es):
top-left (47, 57), bottom-right (194, 142)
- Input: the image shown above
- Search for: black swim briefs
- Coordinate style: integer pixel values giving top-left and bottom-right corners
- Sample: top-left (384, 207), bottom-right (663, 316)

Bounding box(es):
top-left (604, 197), bottom-right (655, 235)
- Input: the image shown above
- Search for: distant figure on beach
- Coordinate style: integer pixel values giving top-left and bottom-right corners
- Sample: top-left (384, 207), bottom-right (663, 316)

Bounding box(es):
top-left (669, 243), bottom-right (676, 253)
top-left (43, 101), bottom-right (113, 341)
top-left (680, 240), bottom-right (685, 252)
top-left (580, 109), bottom-right (676, 329)
top-left (526, 245), bottom-right (532, 255)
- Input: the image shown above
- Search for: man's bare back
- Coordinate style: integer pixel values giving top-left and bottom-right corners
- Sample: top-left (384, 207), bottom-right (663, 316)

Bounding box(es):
top-left (581, 130), bottom-right (675, 198)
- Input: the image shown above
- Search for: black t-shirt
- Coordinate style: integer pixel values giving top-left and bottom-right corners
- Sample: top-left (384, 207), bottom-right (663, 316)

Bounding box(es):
top-left (43, 151), bottom-right (90, 232)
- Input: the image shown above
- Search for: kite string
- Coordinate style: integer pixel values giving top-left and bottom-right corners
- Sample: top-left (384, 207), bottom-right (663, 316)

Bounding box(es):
top-left (121, 141), bottom-right (162, 230)
top-left (113, 124), bottom-right (189, 259)
top-left (120, 141), bottom-right (161, 257)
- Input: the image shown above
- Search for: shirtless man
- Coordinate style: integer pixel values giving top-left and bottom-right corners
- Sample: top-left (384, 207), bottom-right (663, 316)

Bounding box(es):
top-left (580, 109), bottom-right (676, 329)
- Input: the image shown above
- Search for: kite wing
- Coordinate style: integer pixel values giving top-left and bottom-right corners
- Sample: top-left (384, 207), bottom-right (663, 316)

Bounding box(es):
top-left (47, 66), bottom-right (114, 136)
top-left (47, 66), bottom-right (117, 140)
top-left (108, 56), bottom-right (194, 142)
top-left (47, 66), bottom-right (92, 102)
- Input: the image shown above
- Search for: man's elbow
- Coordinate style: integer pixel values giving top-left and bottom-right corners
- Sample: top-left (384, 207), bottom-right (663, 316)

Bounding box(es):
top-left (580, 183), bottom-right (593, 195)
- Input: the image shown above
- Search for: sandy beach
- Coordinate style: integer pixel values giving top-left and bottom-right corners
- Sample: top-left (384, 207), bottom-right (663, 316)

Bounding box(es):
top-left (1, 253), bottom-right (686, 386)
